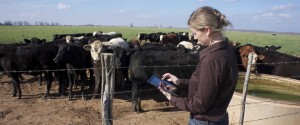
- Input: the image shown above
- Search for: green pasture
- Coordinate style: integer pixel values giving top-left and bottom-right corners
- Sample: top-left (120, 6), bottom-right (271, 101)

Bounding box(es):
top-left (0, 26), bottom-right (299, 56)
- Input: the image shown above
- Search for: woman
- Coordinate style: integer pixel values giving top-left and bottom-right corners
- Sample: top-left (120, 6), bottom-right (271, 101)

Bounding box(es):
top-left (159, 6), bottom-right (238, 125)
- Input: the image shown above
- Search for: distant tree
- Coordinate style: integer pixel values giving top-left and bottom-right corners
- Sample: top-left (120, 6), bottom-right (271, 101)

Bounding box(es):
top-left (4, 20), bottom-right (13, 26)
top-left (130, 23), bottom-right (134, 27)
top-left (44, 22), bottom-right (49, 26)
top-left (17, 21), bottom-right (23, 26)
top-left (23, 21), bottom-right (30, 26)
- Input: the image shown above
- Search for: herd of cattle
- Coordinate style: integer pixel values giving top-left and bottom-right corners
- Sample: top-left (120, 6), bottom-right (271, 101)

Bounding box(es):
top-left (0, 31), bottom-right (299, 113)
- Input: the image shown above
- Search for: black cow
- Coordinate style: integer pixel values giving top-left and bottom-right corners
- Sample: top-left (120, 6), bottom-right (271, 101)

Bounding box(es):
top-left (265, 45), bottom-right (281, 51)
top-left (0, 43), bottom-right (62, 99)
top-left (256, 50), bottom-right (300, 80)
top-left (23, 37), bottom-right (46, 44)
top-left (53, 43), bottom-right (93, 100)
top-left (128, 49), bottom-right (203, 113)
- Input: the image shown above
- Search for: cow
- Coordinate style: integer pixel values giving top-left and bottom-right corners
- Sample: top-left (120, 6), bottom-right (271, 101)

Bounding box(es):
top-left (235, 44), bottom-right (283, 73)
top-left (160, 33), bottom-right (180, 45)
top-left (128, 48), bottom-right (205, 113)
top-left (265, 45), bottom-right (281, 51)
top-left (145, 32), bottom-right (166, 43)
top-left (235, 45), bottom-right (258, 72)
top-left (128, 38), bottom-right (141, 48)
top-left (53, 43), bottom-right (93, 100)
top-left (137, 33), bottom-right (147, 42)
top-left (0, 43), bottom-right (63, 99)
top-left (83, 38), bottom-right (129, 99)
top-left (256, 50), bottom-right (300, 80)
top-left (176, 32), bottom-right (190, 42)
top-left (23, 37), bottom-right (46, 44)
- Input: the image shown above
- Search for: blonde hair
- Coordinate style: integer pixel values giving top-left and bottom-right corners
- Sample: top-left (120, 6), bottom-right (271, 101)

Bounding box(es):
top-left (188, 6), bottom-right (231, 32)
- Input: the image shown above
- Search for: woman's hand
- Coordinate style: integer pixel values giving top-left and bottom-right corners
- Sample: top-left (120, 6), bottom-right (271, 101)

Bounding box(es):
top-left (158, 82), bottom-right (172, 100)
top-left (162, 73), bottom-right (180, 85)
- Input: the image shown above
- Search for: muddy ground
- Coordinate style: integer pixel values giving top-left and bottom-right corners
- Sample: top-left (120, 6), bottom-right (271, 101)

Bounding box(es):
top-left (0, 74), bottom-right (189, 125)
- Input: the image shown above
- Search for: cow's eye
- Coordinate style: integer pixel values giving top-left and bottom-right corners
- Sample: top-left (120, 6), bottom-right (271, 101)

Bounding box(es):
top-left (242, 54), bottom-right (248, 58)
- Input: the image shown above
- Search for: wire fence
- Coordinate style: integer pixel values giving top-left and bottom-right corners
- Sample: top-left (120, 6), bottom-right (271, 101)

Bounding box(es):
top-left (0, 60), bottom-right (300, 124)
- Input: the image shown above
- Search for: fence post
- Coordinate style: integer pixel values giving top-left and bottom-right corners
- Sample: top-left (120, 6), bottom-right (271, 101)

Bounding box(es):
top-left (239, 52), bottom-right (254, 125)
top-left (100, 53), bottom-right (115, 125)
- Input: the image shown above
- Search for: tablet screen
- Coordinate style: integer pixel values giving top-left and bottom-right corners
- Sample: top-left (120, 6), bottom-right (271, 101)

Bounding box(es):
top-left (147, 75), bottom-right (178, 96)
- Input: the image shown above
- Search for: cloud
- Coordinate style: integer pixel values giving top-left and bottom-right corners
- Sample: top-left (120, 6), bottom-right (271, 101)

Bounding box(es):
top-left (138, 14), bottom-right (150, 19)
top-left (20, 12), bottom-right (38, 17)
top-left (57, 3), bottom-right (71, 10)
top-left (261, 13), bottom-right (291, 19)
top-left (262, 13), bottom-right (274, 17)
top-left (278, 13), bottom-right (291, 18)
top-left (272, 4), bottom-right (294, 11)
top-left (224, 0), bottom-right (238, 2)
top-left (118, 10), bottom-right (128, 13)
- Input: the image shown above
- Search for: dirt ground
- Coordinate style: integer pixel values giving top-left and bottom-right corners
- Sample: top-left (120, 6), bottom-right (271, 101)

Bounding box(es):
top-left (0, 74), bottom-right (189, 125)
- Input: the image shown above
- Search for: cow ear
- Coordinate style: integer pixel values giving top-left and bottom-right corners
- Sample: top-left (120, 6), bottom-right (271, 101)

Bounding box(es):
top-left (265, 46), bottom-right (269, 50)
top-left (42, 39), bottom-right (46, 43)
top-left (258, 55), bottom-right (265, 60)
top-left (276, 46), bottom-right (282, 50)
top-left (24, 39), bottom-right (31, 43)
top-left (83, 45), bottom-right (91, 51)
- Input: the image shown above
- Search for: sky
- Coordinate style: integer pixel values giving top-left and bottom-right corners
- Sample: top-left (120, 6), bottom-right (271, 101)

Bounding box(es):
top-left (1, 0), bottom-right (300, 33)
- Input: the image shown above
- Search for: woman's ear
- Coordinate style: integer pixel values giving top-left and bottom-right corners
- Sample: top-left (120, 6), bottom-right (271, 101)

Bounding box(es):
top-left (204, 26), bottom-right (211, 36)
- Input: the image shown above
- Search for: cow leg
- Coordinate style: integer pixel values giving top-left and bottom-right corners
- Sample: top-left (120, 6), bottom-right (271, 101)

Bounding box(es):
top-left (92, 69), bottom-right (101, 99)
top-left (80, 70), bottom-right (87, 100)
top-left (38, 73), bottom-right (43, 86)
top-left (131, 81), bottom-right (142, 113)
top-left (43, 72), bottom-right (53, 99)
top-left (88, 69), bottom-right (94, 93)
top-left (92, 76), bottom-right (100, 99)
top-left (68, 72), bottom-right (75, 101)
top-left (54, 71), bottom-right (67, 96)
top-left (11, 74), bottom-right (22, 99)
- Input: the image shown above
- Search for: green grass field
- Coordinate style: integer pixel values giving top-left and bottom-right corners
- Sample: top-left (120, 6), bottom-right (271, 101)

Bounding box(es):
top-left (0, 26), bottom-right (299, 56)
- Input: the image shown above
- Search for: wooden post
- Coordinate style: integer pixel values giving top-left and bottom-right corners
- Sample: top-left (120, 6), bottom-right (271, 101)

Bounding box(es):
top-left (100, 53), bottom-right (115, 125)
top-left (239, 53), bottom-right (253, 125)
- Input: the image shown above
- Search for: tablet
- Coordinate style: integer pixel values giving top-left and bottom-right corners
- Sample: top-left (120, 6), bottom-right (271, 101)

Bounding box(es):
top-left (147, 75), bottom-right (178, 96)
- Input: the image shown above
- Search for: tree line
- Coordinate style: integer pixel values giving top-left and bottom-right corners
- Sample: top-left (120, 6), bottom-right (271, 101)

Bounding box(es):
top-left (0, 20), bottom-right (60, 26)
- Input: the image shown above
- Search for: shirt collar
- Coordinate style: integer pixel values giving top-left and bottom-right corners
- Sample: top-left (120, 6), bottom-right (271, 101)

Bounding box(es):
top-left (199, 40), bottom-right (228, 61)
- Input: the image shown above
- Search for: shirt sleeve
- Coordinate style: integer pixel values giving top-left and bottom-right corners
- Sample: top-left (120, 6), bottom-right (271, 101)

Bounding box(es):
top-left (170, 60), bottom-right (221, 114)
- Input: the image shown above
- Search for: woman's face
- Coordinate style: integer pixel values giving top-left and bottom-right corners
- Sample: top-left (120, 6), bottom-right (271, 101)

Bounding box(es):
top-left (190, 27), bottom-right (210, 46)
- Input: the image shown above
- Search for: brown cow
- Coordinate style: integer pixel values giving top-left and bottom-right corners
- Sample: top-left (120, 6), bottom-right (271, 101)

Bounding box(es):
top-left (236, 45), bottom-right (258, 72)
top-left (160, 33), bottom-right (179, 45)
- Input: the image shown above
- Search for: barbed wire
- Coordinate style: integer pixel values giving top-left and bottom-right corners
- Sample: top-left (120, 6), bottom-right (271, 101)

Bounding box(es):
top-left (232, 111), bottom-right (300, 125)
top-left (1, 60), bottom-right (299, 124)
top-left (1, 60), bottom-right (299, 73)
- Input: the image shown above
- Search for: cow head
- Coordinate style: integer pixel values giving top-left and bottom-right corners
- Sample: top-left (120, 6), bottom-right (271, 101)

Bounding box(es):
top-left (23, 37), bottom-right (46, 44)
top-left (265, 45), bottom-right (281, 51)
top-left (238, 45), bottom-right (258, 72)
top-left (53, 43), bottom-right (70, 64)
top-left (83, 40), bottom-right (106, 63)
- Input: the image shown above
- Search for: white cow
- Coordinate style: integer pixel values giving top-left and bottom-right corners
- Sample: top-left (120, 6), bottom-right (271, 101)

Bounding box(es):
top-left (83, 37), bottom-right (128, 62)
top-left (177, 41), bottom-right (194, 50)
